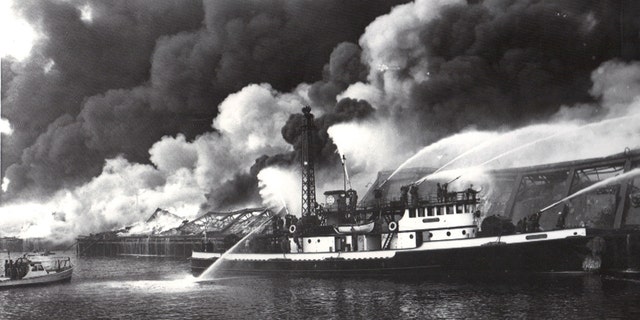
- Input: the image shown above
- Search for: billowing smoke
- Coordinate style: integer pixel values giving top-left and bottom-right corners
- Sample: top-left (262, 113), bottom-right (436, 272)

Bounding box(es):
top-left (329, 0), bottom-right (640, 196)
top-left (331, 60), bottom-right (640, 198)
top-left (344, 0), bottom-right (639, 140)
top-left (2, 0), bottom-right (640, 243)
top-left (2, 0), bottom-right (405, 197)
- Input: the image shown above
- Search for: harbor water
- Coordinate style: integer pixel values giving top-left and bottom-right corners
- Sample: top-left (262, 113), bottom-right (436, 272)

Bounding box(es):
top-left (1, 252), bottom-right (639, 319)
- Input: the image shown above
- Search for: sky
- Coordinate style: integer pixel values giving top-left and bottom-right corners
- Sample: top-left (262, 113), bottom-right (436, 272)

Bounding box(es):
top-left (1, 0), bottom-right (639, 243)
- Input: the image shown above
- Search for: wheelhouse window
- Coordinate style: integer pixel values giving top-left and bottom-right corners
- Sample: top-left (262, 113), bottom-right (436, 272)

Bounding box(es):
top-left (409, 208), bottom-right (416, 218)
top-left (418, 208), bottom-right (426, 217)
top-left (427, 207), bottom-right (435, 216)
top-left (456, 204), bottom-right (464, 214)
top-left (437, 206), bottom-right (445, 215)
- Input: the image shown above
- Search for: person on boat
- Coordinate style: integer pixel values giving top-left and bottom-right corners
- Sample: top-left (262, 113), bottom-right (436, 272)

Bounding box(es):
top-left (437, 183), bottom-right (443, 202)
top-left (285, 214), bottom-right (293, 229)
top-left (400, 186), bottom-right (409, 206)
top-left (275, 216), bottom-right (284, 233)
top-left (409, 185), bottom-right (419, 207)
top-left (206, 240), bottom-right (214, 253)
top-left (556, 202), bottom-right (573, 229)
top-left (374, 188), bottom-right (383, 200)
top-left (473, 209), bottom-right (482, 226)
top-left (314, 201), bottom-right (323, 212)
top-left (347, 190), bottom-right (358, 211)
top-left (466, 184), bottom-right (478, 200)
top-left (280, 235), bottom-right (291, 253)
top-left (526, 212), bottom-right (540, 232)
top-left (442, 183), bottom-right (449, 202)
top-left (9, 260), bottom-right (16, 280)
top-left (17, 260), bottom-right (28, 279)
top-left (243, 239), bottom-right (251, 253)
top-left (516, 216), bottom-right (527, 233)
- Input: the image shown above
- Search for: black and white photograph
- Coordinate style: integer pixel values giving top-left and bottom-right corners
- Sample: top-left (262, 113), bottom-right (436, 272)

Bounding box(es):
top-left (1, 0), bottom-right (640, 318)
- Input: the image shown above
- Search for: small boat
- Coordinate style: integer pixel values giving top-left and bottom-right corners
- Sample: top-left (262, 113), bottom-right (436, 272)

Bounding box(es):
top-left (0, 256), bottom-right (73, 289)
top-left (334, 221), bottom-right (375, 234)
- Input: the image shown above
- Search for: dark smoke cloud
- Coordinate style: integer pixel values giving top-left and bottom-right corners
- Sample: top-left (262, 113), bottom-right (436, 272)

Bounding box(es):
top-left (207, 98), bottom-right (375, 209)
top-left (360, 0), bottom-right (640, 143)
top-left (1, 58), bottom-right (16, 100)
top-left (149, 0), bottom-right (406, 114)
top-left (202, 153), bottom-right (295, 211)
top-left (1, 0), bottom-right (406, 200)
top-left (79, 87), bottom-right (183, 163)
top-left (307, 42), bottom-right (369, 108)
top-left (2, 0), bottom-right (204, 196)
top-left (281, 98), bottom-right (375, 165)
top-left (5, 115), bottom-right (103, 194)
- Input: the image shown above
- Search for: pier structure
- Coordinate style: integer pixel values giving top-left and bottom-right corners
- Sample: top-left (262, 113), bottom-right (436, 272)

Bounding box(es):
top-left (76, 208), bottom-right (272, 258)
top-left (0, 237), bottom-right (53, 253)
top-left (0, 237), bottom-right (23, 252)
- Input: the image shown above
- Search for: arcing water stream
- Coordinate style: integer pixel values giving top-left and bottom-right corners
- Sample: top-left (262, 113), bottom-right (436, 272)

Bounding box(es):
top-left (378, 146), bottom-right (432, 188)
top-left (478, 114), bottom-right (640, 169)
top-left (430, 138), bottom-right (499, 175)
top-left (413, 130), bottom-right (571, 186)
top-left (413, 114), bottom-right (640, 186)
top-left (198, 215), bottom-right (276, 279)
top-left (476, 130), bottom-right (571, 167)
top-left (538, 168), bottom-right (640, 213)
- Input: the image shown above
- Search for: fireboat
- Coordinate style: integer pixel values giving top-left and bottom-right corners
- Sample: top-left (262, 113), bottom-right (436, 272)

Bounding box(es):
top-left (192, 106), bottom-right (640, 277)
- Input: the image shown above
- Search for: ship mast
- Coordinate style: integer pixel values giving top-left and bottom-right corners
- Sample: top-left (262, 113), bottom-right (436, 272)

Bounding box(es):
top-left (301, 106), bottom-right (317, 217)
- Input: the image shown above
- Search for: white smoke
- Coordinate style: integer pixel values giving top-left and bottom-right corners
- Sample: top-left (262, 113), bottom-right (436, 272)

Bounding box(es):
top-left (0, 83), bottom-right (308, 243)
top-left (0, 118), bottom-right (13, 135)
top-left (354, 0), bottom-right (465, 110)
top-left (257, 166), bottom-right (300, 216)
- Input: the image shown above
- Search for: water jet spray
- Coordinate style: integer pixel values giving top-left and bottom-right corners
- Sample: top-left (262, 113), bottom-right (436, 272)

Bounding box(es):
top-left (538, 168), bottom-right (640, 214)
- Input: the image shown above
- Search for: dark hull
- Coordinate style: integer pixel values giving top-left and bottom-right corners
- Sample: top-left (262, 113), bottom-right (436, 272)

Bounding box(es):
top-left (215, 237), bottom-right (589, 275)
top-left (192, 229), bottom-right (640, 276)
top-left (191, 257), bottom-right (218, 276)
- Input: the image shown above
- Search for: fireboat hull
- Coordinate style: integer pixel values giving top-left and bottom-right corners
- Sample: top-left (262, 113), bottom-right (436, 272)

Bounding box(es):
top-left (190, 251), bottom-right (222, 276)
top-left (192, 228), bottom-right (640, 276)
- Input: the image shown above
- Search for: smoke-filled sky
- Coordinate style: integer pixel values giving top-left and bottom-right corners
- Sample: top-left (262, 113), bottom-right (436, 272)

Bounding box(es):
top-left (1, 0), bottom-right (639, 243)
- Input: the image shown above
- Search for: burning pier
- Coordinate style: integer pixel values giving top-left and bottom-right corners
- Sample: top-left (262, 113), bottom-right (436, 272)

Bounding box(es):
top-left (76, 208), bottom-right (273, 258)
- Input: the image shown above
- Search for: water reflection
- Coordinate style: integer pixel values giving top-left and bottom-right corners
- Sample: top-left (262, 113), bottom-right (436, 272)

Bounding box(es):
top-left (1, 252), bottom-right (639, 319)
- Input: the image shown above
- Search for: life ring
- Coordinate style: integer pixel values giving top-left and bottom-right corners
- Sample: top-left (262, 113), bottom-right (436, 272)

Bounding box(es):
top-left (289, 224), bottom-right (297, 233)
top-left (388, 221), bottom-right (398, 232)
